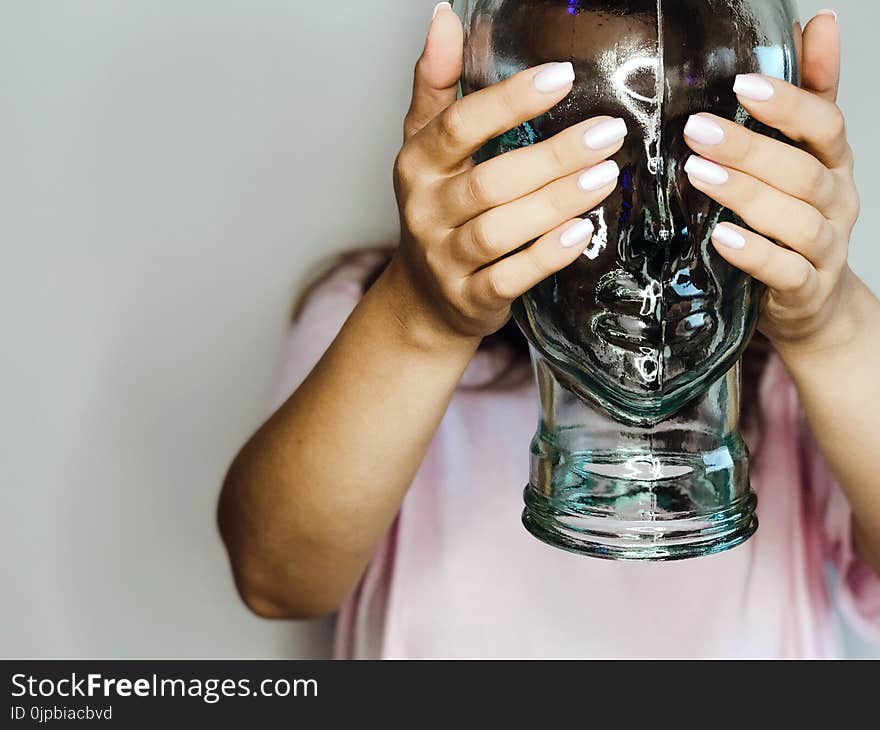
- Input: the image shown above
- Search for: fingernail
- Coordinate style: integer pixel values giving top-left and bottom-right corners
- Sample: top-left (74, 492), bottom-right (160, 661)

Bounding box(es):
top-left (560, 218), bottom-right (596, 248)
top-left (734, 74), bottom-right (775, 101)
top-left (578, 160), bottom-right (620, 191)
top-left (534, 62), bottom-right (575, 93)
top-left (684, 115), bottom-right (725, 146)
top-left (432, 2), bottom-right (451, 18)
top-left (712, 224), bottom-right (747, 250)
top-left (583, 118), bottom-right (628, 150)
top-left (817, 8), bottom-right (838, 21)
top-left (685, 156), bottom-right (729, 185)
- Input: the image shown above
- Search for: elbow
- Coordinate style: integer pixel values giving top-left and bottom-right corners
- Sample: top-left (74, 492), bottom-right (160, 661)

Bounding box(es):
top-left (231, 571), bottom-right (294, 620)
top-left (217, 471), bottom-right (344, 621)
top-left (238, 588), bottom-right (329, 621)
top-left (241, 593), bottom-right (338, 621)
top-left (219, 511), bottom-right (341, 621)
top-left (233, 573), bottom-right (341, 621)
top-left (239, 590), bottom-right (291, 621)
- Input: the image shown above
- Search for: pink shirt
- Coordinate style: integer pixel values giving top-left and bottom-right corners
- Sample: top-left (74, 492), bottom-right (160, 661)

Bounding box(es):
top-left (274, 256), bottom-right (880, 659)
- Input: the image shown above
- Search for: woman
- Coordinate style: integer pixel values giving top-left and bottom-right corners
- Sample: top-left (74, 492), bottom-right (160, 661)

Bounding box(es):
top-left (218, 5), bottom-right (880, 658)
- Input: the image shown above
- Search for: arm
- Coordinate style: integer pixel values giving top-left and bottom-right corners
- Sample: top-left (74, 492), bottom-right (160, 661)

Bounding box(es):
top-left (218, 6), bottom-right (626, 619)
top-left (776, 277), bottom-right (880, 572)
top-left (682, 13), bottom-right (880, 573)
top-left (219, 264), bottom-right (478, 619)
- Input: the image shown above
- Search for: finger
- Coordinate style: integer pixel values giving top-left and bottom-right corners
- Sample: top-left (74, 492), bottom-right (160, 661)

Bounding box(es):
top-left (452, 161), bottom-right (620, 270)
top-left (732, 74), bottom-right (850, 169)
top-left (468, 218), bottom-right (597, 307)
top-left (802, 11), bottom-right (841, 102)
top-left (403, 4), bottom-right (463, 141)
top-left (439, 116), bottom-right (627, 225)
top-left (683, 113), bottom-right (838, 214)
top-left (685, 156), bottom-right (836, 269)
top-left (709, 222), bottom-right (819, 300)
top-left (409, 61), bottom-right (576, 171)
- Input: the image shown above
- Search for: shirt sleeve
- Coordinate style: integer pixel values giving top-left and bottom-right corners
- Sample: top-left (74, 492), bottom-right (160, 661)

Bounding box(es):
top-left (269, 254), bottom-right (378, 412)
top-left (801, 421), bottom-right (880, 644)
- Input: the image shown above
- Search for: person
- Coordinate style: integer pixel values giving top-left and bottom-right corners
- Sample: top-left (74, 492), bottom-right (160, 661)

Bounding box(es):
top-left (218, 5), bottom-right (880, 658)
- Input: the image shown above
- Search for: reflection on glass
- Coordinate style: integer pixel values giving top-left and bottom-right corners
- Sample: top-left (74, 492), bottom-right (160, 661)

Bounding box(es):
top-left (456, 0), bottom-right (801, 560)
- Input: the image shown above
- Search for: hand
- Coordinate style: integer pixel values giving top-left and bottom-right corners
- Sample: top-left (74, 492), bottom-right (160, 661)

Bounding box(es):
top-left (388, 5), bottom-right (626, 343)
top-left (683, 12), bottom-right (861, 354)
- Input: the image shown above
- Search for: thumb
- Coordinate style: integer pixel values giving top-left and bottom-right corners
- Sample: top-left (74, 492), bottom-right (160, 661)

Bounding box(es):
top-left (403, 3), bottom-right (463, 140)
top-left (801, 11), bottom-right (841, 102)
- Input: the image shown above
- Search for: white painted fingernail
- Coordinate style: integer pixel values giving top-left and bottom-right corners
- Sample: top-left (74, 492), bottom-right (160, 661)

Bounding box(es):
top-left (712, 224), bottom-right (747, 250)
top-left (684, 115), bottom-right (725, 146)
top-left (583, 118), bottom-right (628, 150)
top-left (685, 156), bottom-right (729, 185)
top-left (578, 160), bottom-right (620, 191)
top-left (433, 2), bottom-right (451, 19)
top-left (560, 218), bottom-right (596, 249)
top-left (817, 8), bottom-right (838, 21)
top-left (734, 74), bottom-right (775, 101)
top-left (533, 62), bottom-right (575, 93)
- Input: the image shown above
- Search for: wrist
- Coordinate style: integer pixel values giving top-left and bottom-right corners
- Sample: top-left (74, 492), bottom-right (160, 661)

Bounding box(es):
top-left (372, 255), bottom-right (483, 359)
top-left (772, 270), bottom-right (876, 368)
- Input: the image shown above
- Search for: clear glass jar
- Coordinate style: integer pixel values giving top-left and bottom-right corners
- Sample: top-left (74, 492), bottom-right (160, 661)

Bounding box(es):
top-left (454, 0), bottom-right (802, 559)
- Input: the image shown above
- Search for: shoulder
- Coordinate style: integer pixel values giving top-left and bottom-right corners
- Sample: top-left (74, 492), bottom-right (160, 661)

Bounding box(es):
top-left (295, 249), bottom-right (387, 316)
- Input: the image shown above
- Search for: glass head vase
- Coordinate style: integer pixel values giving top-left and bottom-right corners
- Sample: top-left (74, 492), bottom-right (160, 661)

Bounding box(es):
top-left (455, 0), bottom-right (801, 559)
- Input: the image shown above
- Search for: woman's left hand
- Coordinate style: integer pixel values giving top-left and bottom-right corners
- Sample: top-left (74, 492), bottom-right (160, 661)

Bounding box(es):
top-left (683, 12), bottom-right (860, 354)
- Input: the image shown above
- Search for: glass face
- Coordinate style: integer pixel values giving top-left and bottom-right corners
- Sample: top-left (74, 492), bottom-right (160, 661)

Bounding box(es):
top-left (458, 0), bottom-right (801, 424)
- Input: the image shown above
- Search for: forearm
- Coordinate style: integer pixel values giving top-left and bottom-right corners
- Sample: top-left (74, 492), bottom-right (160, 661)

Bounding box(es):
top-left (219, 259), bottom-right (480, 618)
top-left (775, 272), bottom-right (880, 571)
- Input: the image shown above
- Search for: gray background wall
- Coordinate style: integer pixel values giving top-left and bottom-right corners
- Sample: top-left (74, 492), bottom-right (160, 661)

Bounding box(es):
top-left (1, 0), bottom-right (877, 659)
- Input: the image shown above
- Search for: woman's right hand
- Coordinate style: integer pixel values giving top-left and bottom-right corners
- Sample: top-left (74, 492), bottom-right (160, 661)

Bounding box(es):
top-left (388, 4), bottom-right (627, 343)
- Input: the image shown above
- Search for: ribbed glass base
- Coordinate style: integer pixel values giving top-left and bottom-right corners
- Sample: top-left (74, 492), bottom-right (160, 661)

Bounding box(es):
top-left (522, 484), bottom-right (758, 561)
